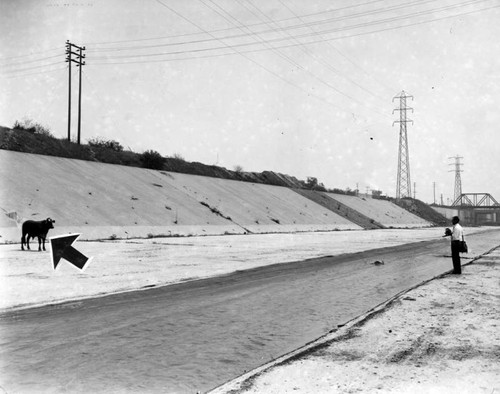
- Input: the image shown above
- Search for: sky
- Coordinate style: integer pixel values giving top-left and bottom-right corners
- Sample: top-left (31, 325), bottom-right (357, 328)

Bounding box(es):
top-left (1, 0), bottom-right (499, 204)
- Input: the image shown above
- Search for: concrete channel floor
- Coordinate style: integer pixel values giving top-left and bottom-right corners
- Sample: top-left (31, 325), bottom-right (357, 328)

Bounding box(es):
top-left (211, 246), bottom-right (500, 394)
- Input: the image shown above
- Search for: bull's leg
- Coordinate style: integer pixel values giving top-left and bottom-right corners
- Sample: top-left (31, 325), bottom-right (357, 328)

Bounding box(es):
top-left (41, 236), bottom-right (46, 251)
top-left (38, 237), bottom-right (42, 252)
top-left (26, 235), bottom-right (31, 250)
top-left (21, 233), bottom-right (25, 250)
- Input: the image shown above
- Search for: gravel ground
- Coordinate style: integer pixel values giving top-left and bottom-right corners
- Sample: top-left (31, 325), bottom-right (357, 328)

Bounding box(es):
top-left (211, 246), bottom-right (500, 394)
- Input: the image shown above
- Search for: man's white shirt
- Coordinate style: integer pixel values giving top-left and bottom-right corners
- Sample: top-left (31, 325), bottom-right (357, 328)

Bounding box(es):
top-left (452, 223), bottom-right (464, 241)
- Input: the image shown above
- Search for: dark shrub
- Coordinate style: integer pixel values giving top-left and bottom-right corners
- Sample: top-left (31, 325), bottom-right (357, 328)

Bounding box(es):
top-left (140, 150), bottom-right (164, 169)
top-left (13, 119), bottom-right (53, 138)
top-left (88, 137), bottom-right (124, 152)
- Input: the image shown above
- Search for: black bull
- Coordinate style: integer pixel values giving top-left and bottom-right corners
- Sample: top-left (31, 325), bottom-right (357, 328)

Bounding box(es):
top-left (21, 218), bottom-right (55, 251)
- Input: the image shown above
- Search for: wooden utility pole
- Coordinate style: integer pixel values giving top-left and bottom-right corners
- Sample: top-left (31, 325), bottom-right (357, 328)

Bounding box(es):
top-left (77, 45), bottom-right (84, 144)
top-left (65, 41), bottom-right (85, 144)
top-left (65, 41), bottom-right (72, 142)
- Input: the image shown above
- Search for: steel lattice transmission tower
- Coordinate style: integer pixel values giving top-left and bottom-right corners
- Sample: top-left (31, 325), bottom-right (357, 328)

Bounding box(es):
top-left (449, 155), bottom-right (464, 204)
top-left (393, 91), bottom-right (414, 199)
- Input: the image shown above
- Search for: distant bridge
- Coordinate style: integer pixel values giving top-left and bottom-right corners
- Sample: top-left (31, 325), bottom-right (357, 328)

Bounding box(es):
top-left (433, 193), bottom-right (500, 226)
top-left (451, 193), bottom-right (499, 207)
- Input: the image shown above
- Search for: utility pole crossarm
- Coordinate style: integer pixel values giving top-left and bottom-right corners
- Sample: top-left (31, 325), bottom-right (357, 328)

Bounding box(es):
top-left (66, 50), bottom-right (84, 57)
top-left (393, 91), bottom-right (414, 101)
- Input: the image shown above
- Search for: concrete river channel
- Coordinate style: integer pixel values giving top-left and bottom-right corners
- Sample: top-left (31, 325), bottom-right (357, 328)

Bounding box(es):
top-left (1, 230), bottom-right (499, 393)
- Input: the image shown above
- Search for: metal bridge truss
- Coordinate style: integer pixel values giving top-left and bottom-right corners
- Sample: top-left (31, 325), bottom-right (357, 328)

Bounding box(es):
top-left (452, 193), bottom-right (500, 207)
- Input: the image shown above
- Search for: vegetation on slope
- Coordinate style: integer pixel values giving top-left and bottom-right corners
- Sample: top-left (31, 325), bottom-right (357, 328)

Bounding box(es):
top-left (0, 123), bottom-right (357, 193)
top-left (0, 124), bottom-right (304, 188)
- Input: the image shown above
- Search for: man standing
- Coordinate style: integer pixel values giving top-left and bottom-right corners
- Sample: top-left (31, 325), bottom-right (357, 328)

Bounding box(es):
top-left (449, 216), bottom-right (464, 274)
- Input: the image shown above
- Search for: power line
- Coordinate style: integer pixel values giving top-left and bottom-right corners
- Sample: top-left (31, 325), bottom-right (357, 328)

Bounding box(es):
top-left (0, 66), bottom-right (66, 79)
top-left (201, 0), bottom-right (385, 116)
top-left (87, 0), bottom-right (488, 55)
top-left (270, 0), bottom-right (391, 106)
top-left (86, 3), bottom-right (499, 68)
top-left (277, 0), bottom-right (395, 98)
top-left (152, 0), bottom-right (348, 112)
top-left (2, 0), bottom-right (495, 71)
top-left (0, 46), bottom-right (63, 61)
top-left (88, 0), bottom-right (432, 53)
top-left (233, 0), bottom-right (390, 119)
top-left (83, 0), bottom-right (393, 46)
top-left (88, 1), bottom-right (497, 63)
top-left (0, 60), bottom-right (65, 75)
top-left (206, 0), bottom-right (364, 110)
top-left (201, 0), bottom-right (324, 95)
top-left (0, 53), bottom-right (62, 68)
top-left (85, 1), bottom-right (498, 68)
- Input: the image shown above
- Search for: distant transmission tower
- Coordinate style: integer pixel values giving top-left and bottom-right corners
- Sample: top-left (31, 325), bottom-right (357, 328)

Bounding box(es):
top-left (393, 91), bottom-right (414, 199)
top-left (449, 155), bottom-right (464, 204)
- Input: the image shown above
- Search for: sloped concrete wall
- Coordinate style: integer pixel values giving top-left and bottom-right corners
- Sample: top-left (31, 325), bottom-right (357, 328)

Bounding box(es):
top-left (0, 150), bottom-right (360, 242)
top-left (157, 172), bottom-right (358, 233)
top-left (293, 189), bottom-right (384, 229)
top-left (326, 193), bottom-right (432, 228)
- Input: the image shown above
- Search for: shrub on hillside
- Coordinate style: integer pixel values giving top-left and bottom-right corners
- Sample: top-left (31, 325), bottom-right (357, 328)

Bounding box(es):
top-left (56, 139), bottom-right (95, 161)
top-left (140, 150), bottom-right (164, 169)
top-left (13, 119), bottom-right (53, 138)
top-left (305, 176), bottom-right (327, 191)
top-left (87, 137), bottom-right (124, 152)
top-left (4, 125), bottom-right (91, 159)
top-left (170, 153), bottom-right (185, 162)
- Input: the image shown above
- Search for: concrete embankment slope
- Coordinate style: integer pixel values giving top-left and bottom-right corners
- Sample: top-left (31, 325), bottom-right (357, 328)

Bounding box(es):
top-left (0, 150), bottom-right (362, 242)
top-left (0, 150), bottom-right (433, 242)
top-left (293, 189), bottom-right (384, 229)
top-left (325, 192), bottom-right (431, 228)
